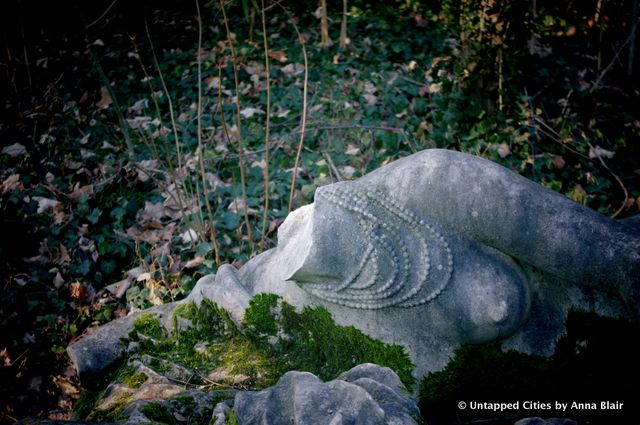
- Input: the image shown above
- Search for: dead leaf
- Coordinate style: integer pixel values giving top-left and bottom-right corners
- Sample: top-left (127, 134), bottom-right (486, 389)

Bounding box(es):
top-left (339, 165), bottom-right (357, 179)
top-left (137, 201), bottom-right (166, 224)
top-left (1, 174), bottom-right (22, 193)
top-left (227, 197), bottom-right (258, 215)
top-left (54, 243), bottom-right (71, 265)
top-left (363, 94), bottom-right (378, 106)
top-left (53, 376), bottom-right (79, 397)
top-left (588, 145), bottom-right (615, 159)
top-left (180, 228), bottom-right (199, 244)
top-left (68, 184), bottom-right (94, 200)
top-left (128, 98), bottom-right (148, 113)
top-left (205, 76), bottom-right (220, 90)
top-left (53, 272), bottom-right (65, 289)
top-left (268, 50), bottom-right (288, 62)
top-left (96, 86), bottom-right (113, 110)
top-left (70, 281), bottom-right (87, 300)
top-left (136, 272), bottom-right (151, 282)
top-left (2, 143), bottom-right (26, 157)
top-left (345, 144), bottom-right (360, 155)
top-left (184, 256), bottom-right (205, 269)
top-left (28, 376), bottom-right (43, 392)
top-left (31, 196), bottom-right (60, 214)
top-left (240, 107), bottom-right (265, 118)
top-left (105, 277), bottom-right (132, 299)
top-left (551, 155), bottom-right (566, 169)
top-left (281, 63), bottom-right (305, 77)
top-left (570, 184), bottom-right (588, 205)
top-left (497, 143), bottom-right (511, 158)
top-left (1, 348), bottom-right (12, 366)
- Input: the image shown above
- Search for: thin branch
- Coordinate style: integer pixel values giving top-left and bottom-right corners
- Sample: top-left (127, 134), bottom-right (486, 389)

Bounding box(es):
top-left (85, 0), bottom-right (119, 29)
top-left (591, 18), bottom-right (639, 92)
top-left (258, 0), bottom-right (272, 252)
top-left (220, 0), bottom-right (254, 250)
top-left (283, 10), bottom-right (310, 213)
top-left (195, 0), bottom-right (221, 264)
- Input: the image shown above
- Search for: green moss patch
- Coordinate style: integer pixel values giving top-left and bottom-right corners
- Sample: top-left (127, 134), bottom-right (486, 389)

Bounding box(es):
top-left (75, 294), bottom-right (414, 421)
top-left (244, 293), bottom-right (415, 387)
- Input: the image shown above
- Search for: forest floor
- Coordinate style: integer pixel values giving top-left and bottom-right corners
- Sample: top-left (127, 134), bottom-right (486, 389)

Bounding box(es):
top-left (1, 0), bottom-right (639, 423)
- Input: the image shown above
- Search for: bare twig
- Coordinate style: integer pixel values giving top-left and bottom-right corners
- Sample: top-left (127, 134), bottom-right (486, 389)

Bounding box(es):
top-left (220, 0), bottom-right (254, 250)
top-left (283, 9), bottom-right (310, 213)
top-left (143, 19), bottom-right (200, 245)
top-left (258, 0), bottom-right (272, 252)
top-left (85, 0), bottom-right (119, 29)
top-left (292, 124), bottom-right (405, 134)
top-left (195, 0), bottom-right (221, 264)
top-left (591, 18), bottom-right (639, 92)
top-left (323, 151), bottom-right (342, 181)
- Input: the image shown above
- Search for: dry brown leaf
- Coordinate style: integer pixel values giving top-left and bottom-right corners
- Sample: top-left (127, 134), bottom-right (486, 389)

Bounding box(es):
top-left (281, 63), bottom-right (305, 77)
top-left (96, 86), bottom-right (113, 109)
top-left (53, 375), bottom-right (80, 397)
top-left (70, 281), bottom-right (87, 300)
top-left (268, 50), bottom-right (288, 62)
top-left (68, 184), bottom-right (94, 200)
top-left (28, 376), bottom-right (43, 392)
top-left (53, 272), bottom-right (65, 289)
top-left (551, 155), bottom-right (566, 169)
top-left (1, 348), bottom-right (12, 366)
top-left (105, 277), bottom-right (133, 299)
top-left (184, 256), bottom-right (205, 269)
top-left (1, 174), bottom-right (22, 193)
top-left (2, 143), bottom-right (26, 157)
top-left (497, 143), bottom-right (511, 158)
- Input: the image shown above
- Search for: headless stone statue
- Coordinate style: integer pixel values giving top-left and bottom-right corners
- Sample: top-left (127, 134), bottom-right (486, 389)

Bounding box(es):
top-left (68, 149), bottom-right (640, 381)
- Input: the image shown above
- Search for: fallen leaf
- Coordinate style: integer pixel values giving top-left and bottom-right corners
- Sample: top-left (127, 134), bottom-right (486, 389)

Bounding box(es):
top-left (32, 196), bottom-right (61, 214)
top-left (339, 165), bottom-right (357, 179)
top-left (205, 76), bottom-right (220, 90)
top-left (96, 86), bottom-right (112, 110)
top-left (2, 143), bottom-right (26, 157)
top-left (551, 155), bottom-right (566, 169)
top-left (128, 98), bottom-right (148, 113)
top-left (68, 184), bottom-right (94, 200)
top-left (240, 107), bottom-right (265, 118)
top-left (184, 256), bottom-right (205, 269)
top-left (136, 272), bottom-right (151, 282)
top-left (53, 272), bottom-right (65, 289)
top-left (497, 143), bottom-right (511, 158)
top-left (227, 197), bottom-right (258, 214)
top-left (105, 277), bottom-right (132, 299)
top-left (345, 144), bottom-right (360, 155)
top-left (363, 94), bottom-right (378, 106)
top-left (1, 174), bottom-right (22, 193)
top-left (588, 145), bottom-right (615, 159)
top-left (28, 376), bottom-right (43, 392)
top-left (281, 63), bottom-right (305, 77)
top-left (268, 50), bottom-right (288, 62)
top-left (1, 348), bottom-right (12, 366)
top-left (53, 375), bottom-right (79, 397)
top-left (180, 228), bottom-right (199, 244)
top-left (70, 281), bottom-right (87, 300)
top-left (570, 184), bottom-right (588, 205)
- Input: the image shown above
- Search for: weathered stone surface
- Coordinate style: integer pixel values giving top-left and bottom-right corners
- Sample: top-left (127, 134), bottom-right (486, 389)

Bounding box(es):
top-left (233, 363), bottom-right (420, 424)
top-left (68, 149), bottom-right (640, 382)
top-left (67, 303), bottom-right (176, 383)
top-left (188, 149), bottom-right (639, 379)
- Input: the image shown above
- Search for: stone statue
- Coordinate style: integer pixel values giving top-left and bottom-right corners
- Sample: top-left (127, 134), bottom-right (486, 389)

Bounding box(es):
top-left (68, 149), bottom-right (640, 382)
